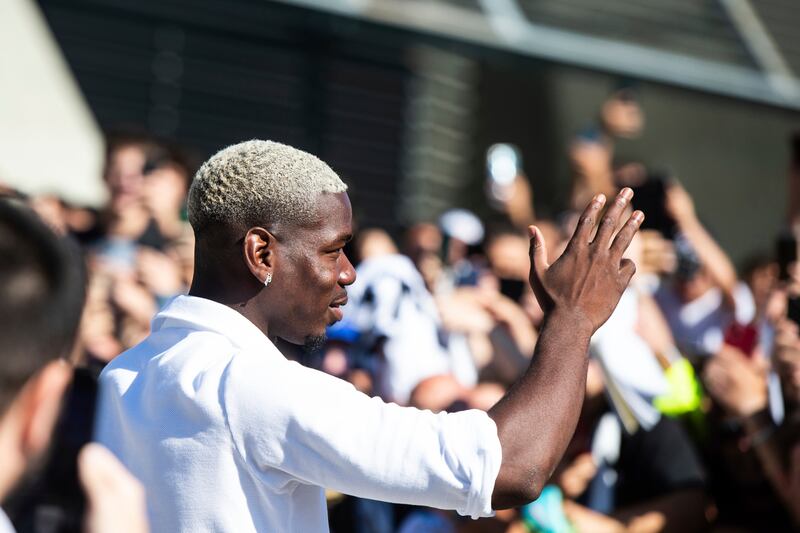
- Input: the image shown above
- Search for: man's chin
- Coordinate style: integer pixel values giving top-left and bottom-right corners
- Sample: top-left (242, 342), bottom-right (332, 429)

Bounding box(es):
top-left (301, 334), bottom-right (327, 354)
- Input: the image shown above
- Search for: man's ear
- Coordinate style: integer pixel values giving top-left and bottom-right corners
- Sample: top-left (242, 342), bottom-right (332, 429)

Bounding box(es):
top-left (19, 360), bottom-right (72, 459)
top-left (243, 227), bottom-right (276, 285)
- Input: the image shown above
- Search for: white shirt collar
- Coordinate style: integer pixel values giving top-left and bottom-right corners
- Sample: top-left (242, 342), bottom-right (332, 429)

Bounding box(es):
top-left (153, 295), bottom-right (272, 351)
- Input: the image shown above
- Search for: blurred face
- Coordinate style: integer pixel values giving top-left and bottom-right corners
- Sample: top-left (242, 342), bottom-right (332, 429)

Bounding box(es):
top-left (143, 164), bottom-right (188, 215)
top-left (746, 263), bottom-right (778, 314)
top-left (105, 145), bottom-right (147, 209)
top-left (676, 267), bottom-right (713, 303)
top-left (487, 234), bottom-right (529, 280)
top-left (601, 94), bottom-right (644, 138)
top-left (570, 140), bottom-right (612, 181)
top-left (268, 192), bottom-right (356, 347)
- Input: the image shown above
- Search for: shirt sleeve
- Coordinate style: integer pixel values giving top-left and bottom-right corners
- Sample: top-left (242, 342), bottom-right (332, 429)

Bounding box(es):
top-left (220, 350), bottom-right (502, 519)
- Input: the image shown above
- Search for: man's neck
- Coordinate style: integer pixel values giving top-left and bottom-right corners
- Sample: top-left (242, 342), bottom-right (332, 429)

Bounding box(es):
top-left (189, 277), bottom-right (272, 340)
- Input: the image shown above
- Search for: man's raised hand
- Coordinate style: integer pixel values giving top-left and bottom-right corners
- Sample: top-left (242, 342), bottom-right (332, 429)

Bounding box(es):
top-left (527, 187), bottom-right (643, 333)
top-left (490, 188), bottom-right (644, 509)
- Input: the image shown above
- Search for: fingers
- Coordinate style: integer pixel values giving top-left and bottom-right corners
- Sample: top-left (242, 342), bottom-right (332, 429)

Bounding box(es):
top-left (594, 188), bottom-right (634, 247)
top-left (528, 225), bottom-right (549, 282)
top-left (79, 444), bottom-right (149, 533)
top-left (570, 194), bottom-right (606, 249)
top-left (79, 443), bottom-right (143, 498)
top-left (610, 209), bottom-right (645, 259)
top-left (618, 258), bottom-right (637, 288)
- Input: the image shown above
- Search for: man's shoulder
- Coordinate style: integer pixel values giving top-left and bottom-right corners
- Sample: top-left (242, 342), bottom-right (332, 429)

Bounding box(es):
top-left (100, 327), bottom-right (242, 387)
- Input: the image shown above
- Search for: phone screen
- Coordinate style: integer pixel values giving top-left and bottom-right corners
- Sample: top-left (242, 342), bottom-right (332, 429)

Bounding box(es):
top-left (630, 176), bottom-right (676, 239)
top-left (788, 297), bottom-right (800, 327)
top-left (777, 231), bottom-right (798, 282)
top-left (499, 277), bottom-right (526, 302)
top-left (486, 143), bottom-right (521, 206)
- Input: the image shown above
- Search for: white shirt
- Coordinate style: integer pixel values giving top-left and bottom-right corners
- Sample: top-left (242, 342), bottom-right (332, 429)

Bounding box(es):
top-left (95, 295), bottom-right (501, 533)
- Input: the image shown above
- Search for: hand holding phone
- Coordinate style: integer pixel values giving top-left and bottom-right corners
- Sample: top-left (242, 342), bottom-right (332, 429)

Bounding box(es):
top-left (486, 143), bottom-right (521, 207)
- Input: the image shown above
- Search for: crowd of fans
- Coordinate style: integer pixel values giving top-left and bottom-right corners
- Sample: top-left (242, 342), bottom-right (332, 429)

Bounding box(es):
top-left (2, 86), bottom-right (800, 533)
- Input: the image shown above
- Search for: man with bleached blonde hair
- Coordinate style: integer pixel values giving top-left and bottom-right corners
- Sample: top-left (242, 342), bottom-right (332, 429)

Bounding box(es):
top-left (97, 139), bottom-right (644, 532)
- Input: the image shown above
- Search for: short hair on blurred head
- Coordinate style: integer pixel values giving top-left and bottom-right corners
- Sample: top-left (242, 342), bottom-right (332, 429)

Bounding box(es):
top-left (104, 129), bottom-right (158, 160)
top-left (187, 140), bottom-right (347, 234)
top-left (0, 200), bottom-right (86, 413)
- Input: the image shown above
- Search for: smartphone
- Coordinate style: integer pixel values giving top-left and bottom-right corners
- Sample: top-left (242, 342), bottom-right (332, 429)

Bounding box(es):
top-left (777, 230), bottom-right (798, 282)
top-left (5, 365), bottom-right (99, 533)
top-left (723, 322), bottom-right (759, 357)
top-left (630, 174), bottom-right (676, 239)
top-left (788, 296), bottom-right (800, 327)
top-left (486, 143), bottom-right (521, 207)
top-left (792, 131), bottom-right (800, 166)
top-left (499, 277), bottom-right (526, 302)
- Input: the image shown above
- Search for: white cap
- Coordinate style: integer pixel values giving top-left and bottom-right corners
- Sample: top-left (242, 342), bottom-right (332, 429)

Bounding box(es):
top-left (439, 209), bottom-right (485, 245)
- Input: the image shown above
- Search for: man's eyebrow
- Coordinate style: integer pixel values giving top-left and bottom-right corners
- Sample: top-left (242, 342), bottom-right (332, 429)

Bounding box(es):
top-left (323, 233), bottom-right (352, 248)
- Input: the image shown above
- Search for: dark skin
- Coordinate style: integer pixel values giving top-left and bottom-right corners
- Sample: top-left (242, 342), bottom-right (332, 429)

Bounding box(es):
top-left (189, 192), bottom-right (356, 347)
top-left (488, 187), bottom-right (642, 508)
top-left (189, 188), bottom-right (643, 510)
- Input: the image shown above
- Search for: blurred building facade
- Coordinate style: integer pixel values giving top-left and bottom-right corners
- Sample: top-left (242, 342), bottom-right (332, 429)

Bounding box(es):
top-left (35, 0), bottom-right (800, 264)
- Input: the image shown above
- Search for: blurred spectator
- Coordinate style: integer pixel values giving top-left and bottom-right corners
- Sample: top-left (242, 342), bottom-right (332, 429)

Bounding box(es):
top-left (69, 133), bottom-right (194, 364)
top-left (141, 145), bottom-right (193, 243)
top-left (344, 247), bottom-right (477, 405)
top-left (569, 130), bottom-right (615, 211)
top-left (515, 209), bottom-right (710, 531)
top-left (404, 222), bottom-right (444, 293)
top-left (0, 199), bottom-right (147, 533)
top-left (650, 182), bottom-right (756, 359)
top-left (355, 228), bottom-right (400, 263)
top-left (600, 84), bottom-right (645, 140)
top-left (551, 359), bottom-right (708, 533)
top-left (742, 254), bottom-right (779, 322)
top-left (699, 335), bottom-right (798, 530)
top-left (569, 84), bottom-right (644, 211)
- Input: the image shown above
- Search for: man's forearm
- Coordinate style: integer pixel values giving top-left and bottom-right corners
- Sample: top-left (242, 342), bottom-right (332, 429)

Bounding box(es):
top-left (488, 310), bottom-right (592, 508)
top-left (487, 189), bottom-right (642, 509)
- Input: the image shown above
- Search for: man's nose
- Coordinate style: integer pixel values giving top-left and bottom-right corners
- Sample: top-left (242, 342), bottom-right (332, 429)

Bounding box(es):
top-left (338, 253), bottom-right (357, 286)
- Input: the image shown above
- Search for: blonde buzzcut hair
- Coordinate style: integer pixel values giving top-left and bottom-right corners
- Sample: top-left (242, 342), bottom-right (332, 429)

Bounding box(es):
top-left (188, 140), bottom-right (347, 233)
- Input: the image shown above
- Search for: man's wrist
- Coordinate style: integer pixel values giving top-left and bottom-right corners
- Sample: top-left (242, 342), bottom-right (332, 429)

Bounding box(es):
top-left (544, 308), bottom-right (594, 341)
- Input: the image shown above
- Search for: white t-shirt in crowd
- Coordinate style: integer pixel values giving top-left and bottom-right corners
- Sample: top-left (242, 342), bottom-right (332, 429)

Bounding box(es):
top-left (652, 280), bottom-right (755, 357)
top-left (346, 254), bottom-right (477, 404)
top-left (95, 295), bottom-right (501, 533)
top-left (0, 509), bottom-right (14, 533)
